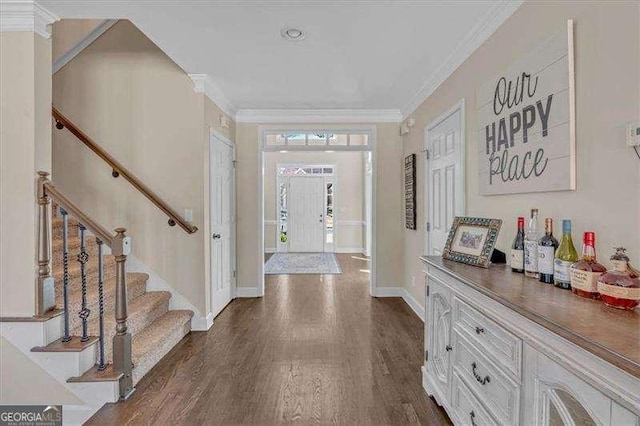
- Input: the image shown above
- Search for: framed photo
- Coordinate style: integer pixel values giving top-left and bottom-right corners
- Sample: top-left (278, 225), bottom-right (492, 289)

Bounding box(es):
top-left (404, 154), bottom-right (416, 230)
top-left (442, 217), bottom-right (502, 268)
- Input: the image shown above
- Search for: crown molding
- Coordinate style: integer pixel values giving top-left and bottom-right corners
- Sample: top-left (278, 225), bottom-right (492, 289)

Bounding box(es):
top-left (0, 0), bottom-right (59, 38)
top-left (53, 19), bottom-right (117, 74)
top-left (400, 0), bottom-right (524, 119)
top-left (235, 109), bottom-right (402, 124)
top-left (188, 73), bottom-right (236, 119)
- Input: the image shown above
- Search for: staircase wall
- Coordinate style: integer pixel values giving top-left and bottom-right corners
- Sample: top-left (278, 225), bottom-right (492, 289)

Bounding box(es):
top-left (0, 31), bottom-right (52, 316)
top-left (52, 20), bottom-right (235, 319)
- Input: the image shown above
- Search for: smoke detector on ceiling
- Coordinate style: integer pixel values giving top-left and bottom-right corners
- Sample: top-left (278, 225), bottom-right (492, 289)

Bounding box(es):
top-left (281, 27), bottom-right (306, 42)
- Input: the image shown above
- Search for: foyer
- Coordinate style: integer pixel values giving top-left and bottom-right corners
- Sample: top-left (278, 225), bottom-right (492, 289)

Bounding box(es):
top-left (86, 255), bottom-right (450, 425)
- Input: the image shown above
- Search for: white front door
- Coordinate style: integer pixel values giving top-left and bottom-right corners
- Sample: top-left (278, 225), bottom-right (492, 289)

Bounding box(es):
top-left (211, 134), bottom-right (235, 318)
top-left (288, 177), bottom-right (324, 252)
top-left (426, 101), bottom-right (465, 255)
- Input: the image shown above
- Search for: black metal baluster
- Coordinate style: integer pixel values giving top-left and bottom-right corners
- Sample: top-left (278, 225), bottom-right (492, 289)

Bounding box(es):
top-left (60, 208), bottom-right (71, 343)
top-left (96, 238), bottom-right (106, 370)
top-left (77, 224), bottom-right (90, 342)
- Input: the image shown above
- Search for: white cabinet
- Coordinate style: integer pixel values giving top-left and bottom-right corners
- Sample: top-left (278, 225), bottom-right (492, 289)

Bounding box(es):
top-left (423, 262), bottom-right (640, 426)
top-left (424, 276), bottom-right (453, 407)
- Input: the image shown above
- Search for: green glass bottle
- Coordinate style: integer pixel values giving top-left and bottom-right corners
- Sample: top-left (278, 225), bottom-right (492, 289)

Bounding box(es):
top-left (554, 219), bottom-right (578, 289)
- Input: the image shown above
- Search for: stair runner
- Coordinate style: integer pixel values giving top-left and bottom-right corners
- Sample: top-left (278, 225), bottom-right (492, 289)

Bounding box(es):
top-left (49, 215), bottom-right (193, 385)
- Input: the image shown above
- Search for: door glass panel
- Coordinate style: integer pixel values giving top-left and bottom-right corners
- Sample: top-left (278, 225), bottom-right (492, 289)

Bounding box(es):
top-left (328, 134), bottom-right (348, 145)
top-left (279, 182), bottom-right (288, 244)
top-left (266, 134), bottom-right (285, 146)
top-left (349, 134), bottom-right (368, 146)
top-left (326, 183), bottom-right (334, 244)
top-left (286, 133), bottom-right (306, 146)
top-left (308, 133), bottom-right (327, 146)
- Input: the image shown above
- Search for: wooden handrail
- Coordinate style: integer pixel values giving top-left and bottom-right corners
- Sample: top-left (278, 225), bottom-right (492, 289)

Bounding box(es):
top-left (43, 180), bottom-right (114, 246)
top-left (52, 107), bottom-right (198, 234)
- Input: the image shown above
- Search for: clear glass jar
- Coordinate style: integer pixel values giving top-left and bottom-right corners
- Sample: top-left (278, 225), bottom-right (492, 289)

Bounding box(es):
top-left (597, 248), bottom-right (640, 310)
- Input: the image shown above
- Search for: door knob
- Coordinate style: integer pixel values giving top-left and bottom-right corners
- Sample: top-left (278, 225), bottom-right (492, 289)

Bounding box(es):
top-left (212, 233), bottom-right (221, 239)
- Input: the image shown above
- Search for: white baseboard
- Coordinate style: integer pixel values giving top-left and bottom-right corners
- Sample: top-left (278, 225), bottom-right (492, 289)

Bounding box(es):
top-left (236, 287), bottom-right (262, 298)
top-left (374, 286), bottom-right (425, 322)
top-left (125, 255), bottom-right (209, 331)
top-left (190, 312), bottom-right (214, 331)
top-left (336, 247), bottom-right (365, 254)
top-left (400, 288), bottom-right (425, 321)
top-left (374, 286), bottom-right (404, 297)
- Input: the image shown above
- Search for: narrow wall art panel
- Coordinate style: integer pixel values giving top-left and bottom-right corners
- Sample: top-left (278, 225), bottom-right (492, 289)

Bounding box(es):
top-left (476, 20), bottom-right (576, 195)
top-left (405, 153), bottom-right (417, 230)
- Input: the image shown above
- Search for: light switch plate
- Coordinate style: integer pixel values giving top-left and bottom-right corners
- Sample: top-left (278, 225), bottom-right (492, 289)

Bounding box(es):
top-left (627, 122), bottom-right (640, 147)
top-left (184, 209), bottom-right (193, 222)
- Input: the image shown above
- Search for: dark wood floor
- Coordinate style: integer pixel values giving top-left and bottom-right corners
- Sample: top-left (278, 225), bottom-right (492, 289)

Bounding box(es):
top-left (87, 254), bottom-right (451, 425)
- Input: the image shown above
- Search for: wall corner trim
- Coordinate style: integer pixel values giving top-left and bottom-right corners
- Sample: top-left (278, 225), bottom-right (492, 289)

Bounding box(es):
top-left (53, 19), bottom-right (118, 74)
top-left (235, 109), bottom-right (402, 124)
top-left (0, 0), bottom-right (59, 38)
top-left (400, 0), bottom-right (524, 118)
top-left (187, 73), bottom-right (237, 119)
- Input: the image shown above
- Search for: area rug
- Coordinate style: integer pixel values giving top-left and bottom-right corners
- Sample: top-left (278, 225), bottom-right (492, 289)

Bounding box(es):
top-left (264, 253), bottom-right (342, 275)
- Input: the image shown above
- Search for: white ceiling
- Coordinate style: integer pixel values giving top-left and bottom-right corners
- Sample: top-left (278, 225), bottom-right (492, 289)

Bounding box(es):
top-left (40, 0), bottom-right (522, 117)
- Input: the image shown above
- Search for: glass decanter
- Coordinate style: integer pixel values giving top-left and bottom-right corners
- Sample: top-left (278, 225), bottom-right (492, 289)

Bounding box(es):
top-left (597, 248), bottom-right (640, 310)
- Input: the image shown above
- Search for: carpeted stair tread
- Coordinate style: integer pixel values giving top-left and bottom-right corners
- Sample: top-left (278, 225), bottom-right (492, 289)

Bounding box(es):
top-left (98, 291), bottom-right (172, 364)
top-left (131, 310), bottom-right (193, 384)
top-left (65, 272), bottom-right (148, 334)
top-left (53, 255), bottom-right (117, 291)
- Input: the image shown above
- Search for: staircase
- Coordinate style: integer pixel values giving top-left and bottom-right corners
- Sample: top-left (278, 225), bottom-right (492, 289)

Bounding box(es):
top-left (0, 107), bottom-right (200, 424)
top-left (47, 213), bottom-right (193, 385)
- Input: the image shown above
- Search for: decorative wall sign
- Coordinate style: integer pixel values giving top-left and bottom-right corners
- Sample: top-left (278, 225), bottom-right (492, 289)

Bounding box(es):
top-left (404, 154), bottom-right (417, 230)
top-left (442, 217), bottom-right (502, 268)
top-left (476, 20), bottom-right (575, 195)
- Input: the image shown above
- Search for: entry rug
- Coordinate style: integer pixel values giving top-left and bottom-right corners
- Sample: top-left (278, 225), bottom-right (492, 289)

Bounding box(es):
top-left (265, 253), bottom-right (342, 275)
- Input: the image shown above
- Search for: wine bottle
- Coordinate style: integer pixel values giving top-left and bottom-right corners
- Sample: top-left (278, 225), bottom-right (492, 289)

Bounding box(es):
top-left (510, 217), bottom-right (525, 273)
top-left (554, 219), bottom-right (578, 290)
top-left (538, 218), bottom-right (559, 284)
top-left (570, 232), bottom-right (606, 299)
top-left (524, 209), bottom-right (540, 279)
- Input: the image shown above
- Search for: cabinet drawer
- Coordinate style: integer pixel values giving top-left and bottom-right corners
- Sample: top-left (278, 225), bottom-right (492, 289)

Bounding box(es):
top-left (451, 372), bottom-right (498, 426)
top-left (453, 297), bottom-right (522, 379)
top-left (453, 331), bottom-right (520, 425)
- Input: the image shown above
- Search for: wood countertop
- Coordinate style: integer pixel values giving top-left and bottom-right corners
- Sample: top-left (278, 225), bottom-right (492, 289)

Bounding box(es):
top-left (421, 256), bottom-right (640, 379)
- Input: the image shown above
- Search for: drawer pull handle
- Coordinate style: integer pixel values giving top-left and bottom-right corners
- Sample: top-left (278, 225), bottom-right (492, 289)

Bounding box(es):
top-left (470, 410), bottom-right (477, 426)
top-left (475, 326), bottom-right (485, 334)
top-left (471, 362), bottom-right (491, 385)
top-left (445, 345), bottom-right (452, 352)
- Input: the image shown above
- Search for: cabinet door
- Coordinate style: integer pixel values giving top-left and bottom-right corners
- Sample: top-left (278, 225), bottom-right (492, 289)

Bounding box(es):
top-left (426, 277), bottom-right (453, 406)
top-left (524, 347), bottom-right (611, 426)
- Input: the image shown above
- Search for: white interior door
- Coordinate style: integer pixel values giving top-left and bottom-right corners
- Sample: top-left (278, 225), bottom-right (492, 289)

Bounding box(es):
top-left (211, 134), bottom-right (234, 318)
top-left (288, 177), bottom-right (324, 252)
top-left (426, 102), bottom-right (465, 255)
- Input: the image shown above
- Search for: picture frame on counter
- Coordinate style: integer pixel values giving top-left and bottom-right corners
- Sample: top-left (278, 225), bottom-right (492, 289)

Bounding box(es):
top-left (442, 216), bottom-right (502, 268)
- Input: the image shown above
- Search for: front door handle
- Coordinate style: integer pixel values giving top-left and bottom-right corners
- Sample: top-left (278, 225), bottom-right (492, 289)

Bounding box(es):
top-left (212, 233), bottom-right (221, 239)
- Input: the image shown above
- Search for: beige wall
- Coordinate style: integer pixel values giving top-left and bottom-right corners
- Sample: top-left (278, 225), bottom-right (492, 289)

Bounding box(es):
top-left (51, 19), bottom-right (105, 64)
top-left (236, 122), bottom-right (403, 288)
top-left (0, 32), bottom-right (52, 316)
top-left (52, 21), bottom-right (235, 316)
top-left (403, 1), bottom-right (640, 307)
top-left (263, 151), bottom-right (365, 251)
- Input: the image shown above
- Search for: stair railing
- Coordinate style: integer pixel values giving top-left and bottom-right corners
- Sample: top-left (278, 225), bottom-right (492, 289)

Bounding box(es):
top-left (36, 171), bottom-right (134, 400)
top-left (52, 107), bottom-right (198, 234)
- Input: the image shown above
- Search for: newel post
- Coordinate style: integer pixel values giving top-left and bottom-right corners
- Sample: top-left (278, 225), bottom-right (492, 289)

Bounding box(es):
top-left (112, 227), bottom-right (134, 399)
top-left (36, 171), bottom-right (55, 315)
